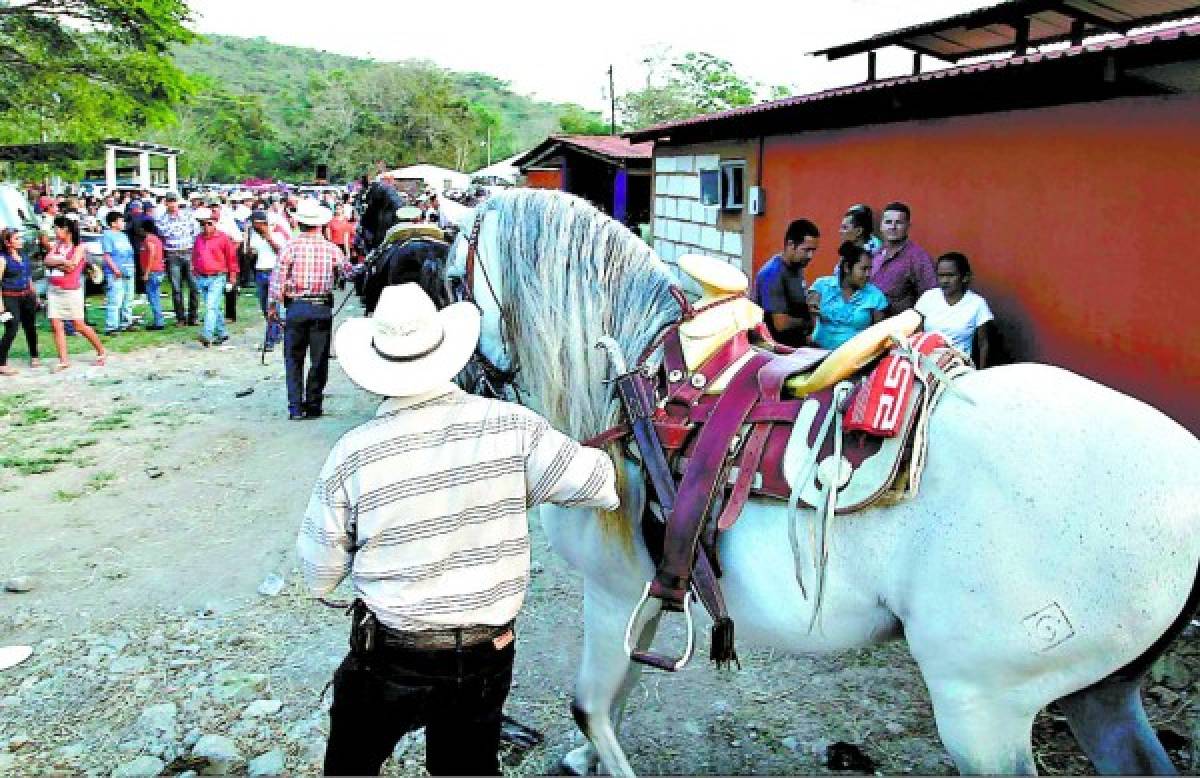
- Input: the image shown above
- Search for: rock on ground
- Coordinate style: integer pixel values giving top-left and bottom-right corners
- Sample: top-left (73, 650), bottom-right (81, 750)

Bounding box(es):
top-left (247, 748), bottom-right (286, 776)
top-left (192, 733), bottom-right (244, 775)
top-left (111, 754), bottom-right (166, 777)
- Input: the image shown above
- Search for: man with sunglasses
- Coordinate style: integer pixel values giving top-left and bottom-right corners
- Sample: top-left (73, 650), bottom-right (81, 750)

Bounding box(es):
top-left (191, 208), bottom-right (239, 347)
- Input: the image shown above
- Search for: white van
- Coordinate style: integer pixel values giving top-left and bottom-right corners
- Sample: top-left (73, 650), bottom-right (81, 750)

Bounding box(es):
top-left (0, 183), bottom-right (41, 287)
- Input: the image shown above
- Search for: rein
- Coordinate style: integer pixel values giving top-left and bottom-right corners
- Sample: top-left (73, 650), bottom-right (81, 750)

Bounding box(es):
top-left (458, 210), bottom-right (522, 401)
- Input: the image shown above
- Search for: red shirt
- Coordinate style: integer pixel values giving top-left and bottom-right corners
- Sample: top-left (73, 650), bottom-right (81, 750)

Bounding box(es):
top-left (46, 242), bottom-right (87, 290)
top-left (325, 217), bottom-right (354, 250)
top-left (139, 234), bottom-right (164, 274)
top-left (192, 231), bottom-right (239, 280)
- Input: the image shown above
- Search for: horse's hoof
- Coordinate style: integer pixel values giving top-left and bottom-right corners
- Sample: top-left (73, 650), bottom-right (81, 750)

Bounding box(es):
top-left (556, 745), bottom-right (595, 776)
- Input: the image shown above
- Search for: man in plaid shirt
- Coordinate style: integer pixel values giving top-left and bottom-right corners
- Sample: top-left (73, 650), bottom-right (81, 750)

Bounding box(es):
top-left (268, 200), bottom-right (355, 420)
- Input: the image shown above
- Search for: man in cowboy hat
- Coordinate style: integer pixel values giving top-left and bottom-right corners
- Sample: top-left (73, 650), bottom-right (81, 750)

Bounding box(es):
top-left (298, 283), bottom-right (619, 776)
top-left (268, 199), bottom-right (355, 420)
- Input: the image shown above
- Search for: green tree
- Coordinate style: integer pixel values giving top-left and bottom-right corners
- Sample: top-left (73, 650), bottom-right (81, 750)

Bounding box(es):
top-left (618, 49), bottom-right (762, 131)
top-left (0, 0), bottom-right (196, 141)
top-left (558, 104), bottom-right (611, 136)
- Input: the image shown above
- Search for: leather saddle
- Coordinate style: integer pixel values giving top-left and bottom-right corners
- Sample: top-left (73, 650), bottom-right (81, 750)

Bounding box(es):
top-left (610, 309), bottom-right (950, 671)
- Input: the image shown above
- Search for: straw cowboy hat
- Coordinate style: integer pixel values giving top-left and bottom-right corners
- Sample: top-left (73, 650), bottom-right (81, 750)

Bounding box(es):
top-left (334, 283), bottom-right (480, 397)
top-left (677, 253), bottom-right (749, 298)
top-left (294, 199), bottom-right (333, 227)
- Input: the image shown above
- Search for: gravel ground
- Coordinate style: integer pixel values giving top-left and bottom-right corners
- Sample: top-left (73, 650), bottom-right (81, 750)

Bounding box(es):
top-left (1, 304), bottom-right (1196, 775)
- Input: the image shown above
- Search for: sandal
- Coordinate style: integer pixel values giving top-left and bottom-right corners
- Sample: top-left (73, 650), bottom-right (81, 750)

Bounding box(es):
top-left (95, 353), bottom-right (107, 367)
top-left (29, 358), bottom-right (41, 368)
top-left (51, 362), bottom-right (70, 373)
top-left (0, 366), bottom-right (17, 376)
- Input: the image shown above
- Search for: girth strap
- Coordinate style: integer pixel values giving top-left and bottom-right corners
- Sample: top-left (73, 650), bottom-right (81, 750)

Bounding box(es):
top-left (649, 352), bottom-right (772, 606)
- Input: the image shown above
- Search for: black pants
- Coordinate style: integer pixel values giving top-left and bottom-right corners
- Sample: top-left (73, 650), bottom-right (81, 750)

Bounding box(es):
top-left (166, 252), bottom-right (198, 324)
top-left (0, 293), bottom-right (38, 365)
top-left (224, 285), bottom-right (237, 322)
top-left (283, 299), bottom-right (332, 414)
top-left (324, 638), bottom-right (515, 776)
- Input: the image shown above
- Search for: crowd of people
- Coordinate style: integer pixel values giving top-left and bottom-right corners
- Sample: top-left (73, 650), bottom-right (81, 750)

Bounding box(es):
top-left (753, 201), bottom-right (996, 367)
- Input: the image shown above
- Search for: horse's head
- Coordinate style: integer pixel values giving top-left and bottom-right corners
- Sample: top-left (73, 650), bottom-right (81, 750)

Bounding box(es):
top-left (445, 202), bottom-right (521, 401)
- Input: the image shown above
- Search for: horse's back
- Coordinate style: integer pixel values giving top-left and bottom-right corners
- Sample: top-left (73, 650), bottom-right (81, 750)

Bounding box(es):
top-left (895, 362), bottom-right (1198, 694)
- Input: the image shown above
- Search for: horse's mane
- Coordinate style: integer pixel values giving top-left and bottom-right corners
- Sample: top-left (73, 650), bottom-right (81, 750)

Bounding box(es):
top-left (483, 189), bottom-right (681, 442)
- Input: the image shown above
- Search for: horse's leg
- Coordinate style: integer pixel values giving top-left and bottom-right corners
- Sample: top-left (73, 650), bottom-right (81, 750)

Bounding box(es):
top-left (560, 584), bottom-right (654, 778)
top-left (1057, 676), bottom-right (1177, 775)
top-left (926, 684), bottom-right (1038, 774)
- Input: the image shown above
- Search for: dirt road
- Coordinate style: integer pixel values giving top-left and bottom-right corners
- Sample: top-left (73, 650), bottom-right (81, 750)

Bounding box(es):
top-left (0, 303), bottom-right (1196, 775)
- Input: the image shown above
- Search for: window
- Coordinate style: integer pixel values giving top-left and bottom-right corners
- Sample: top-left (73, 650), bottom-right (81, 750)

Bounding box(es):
top-left (698, 169), bottom-right (720, 206)
top-left (720, 160), bottom-right (746, 211)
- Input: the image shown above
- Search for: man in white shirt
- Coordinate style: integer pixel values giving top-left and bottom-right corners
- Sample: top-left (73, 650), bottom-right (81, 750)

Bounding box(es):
top-left (298, 284), bottom-right (619, 776)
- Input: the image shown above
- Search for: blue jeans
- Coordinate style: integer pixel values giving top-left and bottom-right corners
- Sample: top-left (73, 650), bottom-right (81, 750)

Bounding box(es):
top-left (194, 273), bottom-right (227, 342)
top-left (255, 270), bottom-right (273, 317)
top-left (145, 272), bottom-right (165, 327)
top-left (105, 274), bottom-right (135, 332)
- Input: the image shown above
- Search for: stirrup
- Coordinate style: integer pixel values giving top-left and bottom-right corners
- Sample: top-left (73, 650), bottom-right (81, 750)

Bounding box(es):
top-left (624, 583), bottom-right (695, 672)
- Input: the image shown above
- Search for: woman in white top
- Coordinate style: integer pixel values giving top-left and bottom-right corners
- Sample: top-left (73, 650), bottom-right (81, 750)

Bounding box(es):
top-left (915, 251), bottom-right (995, 367)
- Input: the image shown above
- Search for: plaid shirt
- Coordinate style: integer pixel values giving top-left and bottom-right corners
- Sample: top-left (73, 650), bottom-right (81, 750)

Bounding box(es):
top-left (268, 231), bottom-right (353, 304)
top-left (155, 210), bottom-right (198, 253)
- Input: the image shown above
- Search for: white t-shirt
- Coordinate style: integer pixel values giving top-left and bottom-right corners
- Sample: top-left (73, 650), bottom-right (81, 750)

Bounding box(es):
top-left (915, 288), bottom-right (994, 355)
top-left (248, 232), bottom-right (278, 271)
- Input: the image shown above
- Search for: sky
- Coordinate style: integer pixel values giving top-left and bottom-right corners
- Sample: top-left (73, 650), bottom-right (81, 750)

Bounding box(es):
top-left (187, 0), bottom-right (999, 112)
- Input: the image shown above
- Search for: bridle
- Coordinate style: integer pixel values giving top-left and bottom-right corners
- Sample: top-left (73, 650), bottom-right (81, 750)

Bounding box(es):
top-left (454, 210), bottom-right (523, 402)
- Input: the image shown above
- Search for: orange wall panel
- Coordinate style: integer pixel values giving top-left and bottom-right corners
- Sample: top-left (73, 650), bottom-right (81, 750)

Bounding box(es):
top-left (524, 169), bottom-right (563, 190)
top-left (754, 95), bottom-right (1200, 432)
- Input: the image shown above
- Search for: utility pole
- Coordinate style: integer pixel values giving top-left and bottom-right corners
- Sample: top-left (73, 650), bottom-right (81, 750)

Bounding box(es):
top-left (608, 65), bottom-right (616, 136)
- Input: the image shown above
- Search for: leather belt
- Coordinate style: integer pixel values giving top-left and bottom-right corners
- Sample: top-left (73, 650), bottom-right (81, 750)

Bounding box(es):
top-left (378, 621), bottom-right (514, 651)
top-left (288, 294), bottom-right (333, 305)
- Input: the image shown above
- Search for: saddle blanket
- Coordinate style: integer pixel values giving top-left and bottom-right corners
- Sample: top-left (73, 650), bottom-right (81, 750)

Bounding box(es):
top-left (844, 331), bottom-right (949, 437)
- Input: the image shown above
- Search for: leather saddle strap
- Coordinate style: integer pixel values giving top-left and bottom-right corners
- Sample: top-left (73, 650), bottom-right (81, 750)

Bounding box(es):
top-left (650, 353), bottom-right (771, 605)
top-left (667, 330), bottom-right (752, 408)
top-left (716, 421), bottom-right (773, 531)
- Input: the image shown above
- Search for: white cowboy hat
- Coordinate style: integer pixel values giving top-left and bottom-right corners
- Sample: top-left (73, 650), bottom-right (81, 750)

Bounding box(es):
top-left (395, 205), bottom-right (423, 222)
top-left (192, 207), bottom-right (213, 222)
top-left (335, 284), bottom-right (480, 397)
top-left (294, 199), bottom-right (333, 227)
top-left (677, 253), bottom-right (749, 297)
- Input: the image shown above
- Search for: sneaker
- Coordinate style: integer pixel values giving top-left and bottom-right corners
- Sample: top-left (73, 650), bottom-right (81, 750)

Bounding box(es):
top-left (214, 334), bottom-right (230, 345)
top-left (197, 336), bottom-right (211, 348)
top-left (302, 409), bottom-right (323, 420)
top-left (288, 409), bottom-right (304, 421)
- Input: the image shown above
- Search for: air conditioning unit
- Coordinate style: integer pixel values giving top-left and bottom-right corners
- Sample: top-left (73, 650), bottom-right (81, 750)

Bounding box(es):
top-left (748, 186), bottom-right (765, 216)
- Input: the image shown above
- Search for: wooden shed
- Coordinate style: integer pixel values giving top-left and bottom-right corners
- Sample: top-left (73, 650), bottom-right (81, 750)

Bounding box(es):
top-left (514, 135), bottom-right (653, 228)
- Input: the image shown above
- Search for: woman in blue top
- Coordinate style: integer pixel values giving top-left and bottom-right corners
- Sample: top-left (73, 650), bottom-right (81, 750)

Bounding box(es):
top-left (0, 228), bottom-right (40, 375)
top-left (808, 241), bottom-right (888, 350)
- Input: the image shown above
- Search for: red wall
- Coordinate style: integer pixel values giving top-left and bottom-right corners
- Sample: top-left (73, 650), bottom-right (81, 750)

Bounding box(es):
top-left (525, 169), bottom-right (563, 190)
top-left (756, 95), bottom-right (1200, 433)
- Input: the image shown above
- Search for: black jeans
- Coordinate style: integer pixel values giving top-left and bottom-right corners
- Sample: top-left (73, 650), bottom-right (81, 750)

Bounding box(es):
top-left (0, 293), bottom-right (38, 365)
top-left (324, 638), bottom-right (515, 776)
top-left (166, 251), bottom-right (198, 324)
top-left (283, 299), bottom-right (332, 414)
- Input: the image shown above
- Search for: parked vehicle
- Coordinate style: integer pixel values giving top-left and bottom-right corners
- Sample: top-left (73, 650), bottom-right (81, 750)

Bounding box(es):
top-left (0, 183), bottom-right (43, 289)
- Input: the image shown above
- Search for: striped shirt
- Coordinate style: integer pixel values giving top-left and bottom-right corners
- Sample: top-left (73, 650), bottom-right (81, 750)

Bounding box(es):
top-left (155, 210), bottom-right (198, 252)
top-left (297, 385), bottom-right (618, 631)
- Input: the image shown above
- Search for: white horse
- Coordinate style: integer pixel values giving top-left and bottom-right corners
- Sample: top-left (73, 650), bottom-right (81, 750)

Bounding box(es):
top-left (446, 188), bottom-right (1199, 776)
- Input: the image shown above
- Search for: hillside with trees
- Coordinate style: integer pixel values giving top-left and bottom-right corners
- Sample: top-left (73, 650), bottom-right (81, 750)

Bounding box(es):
top-left (162, 35), bottom-right (608, 182)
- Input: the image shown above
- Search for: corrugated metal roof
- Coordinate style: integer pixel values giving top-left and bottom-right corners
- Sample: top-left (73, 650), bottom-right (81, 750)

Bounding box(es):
top-left (628, 19), bottom-right (1200, 142)
top-left (813, 0), bottom-right (1200, 61)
